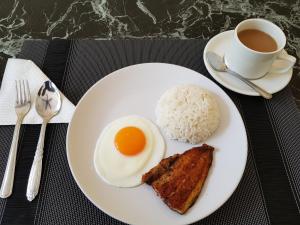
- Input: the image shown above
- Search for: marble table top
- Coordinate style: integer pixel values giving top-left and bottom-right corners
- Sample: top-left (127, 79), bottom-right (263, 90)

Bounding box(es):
top-left (0, 0), bottom-right (299, 106)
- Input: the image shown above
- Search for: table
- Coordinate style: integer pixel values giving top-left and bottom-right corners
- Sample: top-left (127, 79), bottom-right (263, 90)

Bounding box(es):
top-left (0, 1), bottom-right (299, 225)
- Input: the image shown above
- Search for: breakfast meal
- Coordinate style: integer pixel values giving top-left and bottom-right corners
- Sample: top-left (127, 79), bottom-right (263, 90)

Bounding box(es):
top-left (94, 84), bottom-right (220, 214)
top-left (155, 84), bottom-right (220, 144)
top-left (94, 115), bottom-right (165, 187)
top-left (142, 144), bottom-right (214, 214)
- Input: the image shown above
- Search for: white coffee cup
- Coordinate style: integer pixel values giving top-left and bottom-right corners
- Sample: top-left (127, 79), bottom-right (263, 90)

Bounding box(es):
top-left (225, 18), bottom-right (296, 80)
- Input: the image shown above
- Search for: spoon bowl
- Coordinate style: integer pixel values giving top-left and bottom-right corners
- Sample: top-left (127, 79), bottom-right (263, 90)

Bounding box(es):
top-left (36, 81), bottom-right (61, 121)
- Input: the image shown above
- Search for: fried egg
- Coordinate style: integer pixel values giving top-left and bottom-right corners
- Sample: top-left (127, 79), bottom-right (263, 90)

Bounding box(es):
top-left (94, 115), bottom-right (165, 187)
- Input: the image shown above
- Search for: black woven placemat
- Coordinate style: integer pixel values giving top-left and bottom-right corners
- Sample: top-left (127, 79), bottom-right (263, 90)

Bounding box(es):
top-left (0, 39), bottom-right (299, 225)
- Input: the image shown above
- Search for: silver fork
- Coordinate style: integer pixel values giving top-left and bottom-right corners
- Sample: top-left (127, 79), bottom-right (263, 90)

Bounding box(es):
top-left (0, 80), bottom-right (31, 198)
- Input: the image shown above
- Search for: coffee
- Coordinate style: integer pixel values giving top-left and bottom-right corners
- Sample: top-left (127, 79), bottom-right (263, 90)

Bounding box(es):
top-left (238, 29), bottom-right (277, 52)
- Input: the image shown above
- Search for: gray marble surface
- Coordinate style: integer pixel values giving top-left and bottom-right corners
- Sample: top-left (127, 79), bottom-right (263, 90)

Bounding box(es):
top-left (0, 0), bottom-right (299, 105)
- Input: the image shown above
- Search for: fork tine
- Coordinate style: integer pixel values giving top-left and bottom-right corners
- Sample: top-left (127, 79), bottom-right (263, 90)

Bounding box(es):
top-left (23, 80), bottom-right (26, 104)
top-left (22, 80), bottom-right (27, 104)
top-left (20, 80), bottom-right (24, 104)
top-left (17, 81), bottom-right (20, 104)
top-left (25, 80), bottom-right (30, 103)
top-left (17, 80), bottom-right (22, 105)
top-left (15, 80), bottom-right (19, 105)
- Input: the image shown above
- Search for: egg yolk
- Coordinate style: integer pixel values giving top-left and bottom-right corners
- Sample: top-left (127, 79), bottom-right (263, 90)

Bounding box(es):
top-left (114, 127), bottom-right (146, 156)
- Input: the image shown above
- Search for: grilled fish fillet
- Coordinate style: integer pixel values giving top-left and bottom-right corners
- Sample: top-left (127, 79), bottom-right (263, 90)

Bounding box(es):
top-left (142, 144), bottom-right (214, 214)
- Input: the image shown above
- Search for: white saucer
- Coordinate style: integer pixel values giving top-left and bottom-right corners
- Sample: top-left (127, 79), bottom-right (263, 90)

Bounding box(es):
top-left (203, 30), bottom-right (293, 96)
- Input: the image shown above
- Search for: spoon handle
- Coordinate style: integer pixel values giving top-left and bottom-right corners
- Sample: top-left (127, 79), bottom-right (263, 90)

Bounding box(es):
top-left (26, 120), bottom-right (47, 201)
top-left (227, 68), bottom-right (273, 99)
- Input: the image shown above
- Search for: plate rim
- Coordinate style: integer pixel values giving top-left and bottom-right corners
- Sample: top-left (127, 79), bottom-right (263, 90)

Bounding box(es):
top-left (203, 30), bottom-right (293, 96)
top-left (66, 62), bottom-right (248, 225)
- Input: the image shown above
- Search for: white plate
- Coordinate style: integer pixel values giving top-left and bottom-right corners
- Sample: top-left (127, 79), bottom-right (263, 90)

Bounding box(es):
top-left (203, 30), bottom-right (293, 96)
top-left (66, 63), bottom-right (248, 225)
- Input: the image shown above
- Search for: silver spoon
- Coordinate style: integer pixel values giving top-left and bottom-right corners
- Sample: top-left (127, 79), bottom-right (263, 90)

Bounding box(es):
top-left (206, 51), bottom-right (272, 99)
top-left (26, 81), bottom-right (61, 201)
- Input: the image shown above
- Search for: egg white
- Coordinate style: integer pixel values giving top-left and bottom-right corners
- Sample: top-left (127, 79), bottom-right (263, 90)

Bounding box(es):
top-left (94, 115), bottom-right (165, 187)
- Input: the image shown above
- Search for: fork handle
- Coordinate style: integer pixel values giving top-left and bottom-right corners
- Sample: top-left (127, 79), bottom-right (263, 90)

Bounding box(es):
top-left (0, 117), bottom-right (23, 198)
top-left (26, 120), bottom-right (47, 201)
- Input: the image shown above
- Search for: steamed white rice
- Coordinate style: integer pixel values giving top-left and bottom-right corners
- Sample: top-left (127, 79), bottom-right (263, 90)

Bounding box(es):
top-left (155, 84), bottom-right (220, 144)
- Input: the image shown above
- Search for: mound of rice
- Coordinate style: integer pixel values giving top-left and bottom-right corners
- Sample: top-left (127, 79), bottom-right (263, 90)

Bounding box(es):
top-left (155, 84), bottom-right (220, 144)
